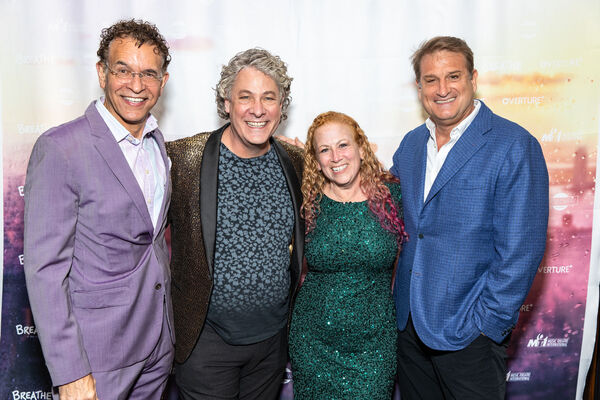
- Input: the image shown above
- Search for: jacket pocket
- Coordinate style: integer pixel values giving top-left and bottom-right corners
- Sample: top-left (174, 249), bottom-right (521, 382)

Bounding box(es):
top-left (71, 286), bottom-right (130, 309)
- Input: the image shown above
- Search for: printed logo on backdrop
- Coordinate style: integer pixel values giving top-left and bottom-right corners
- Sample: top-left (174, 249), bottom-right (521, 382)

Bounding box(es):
top-left (15, 324), bottom-right (37, 336)
top-left (16, 124), bottom-right (51, 136)
top-left (502, 96), bottom-right (544, 106)
top-left (551, 193), bottom-right (576, 211)
top-left (478, 59), bottom-right (522, 73)
top-left (520, 304), bottom-right (534, 312)
top-left (539, 57), bottom-right (582, 70)
top-left (537, 264), bottom-right (573, 274)
top-left (11, 390), bottom-right (52, 400)
top-left (15, 54), bottom-right (58, 65)
top-left (47, 17), bottom-right (87, 33)
top-left (13, 306), bottom-right (38, 337)
top-left (506, 371), bottom-right (532, 382)
top-left (540, 128), bottom-right (583, 143)
top-left (527, 333), bottom-right (570, 348)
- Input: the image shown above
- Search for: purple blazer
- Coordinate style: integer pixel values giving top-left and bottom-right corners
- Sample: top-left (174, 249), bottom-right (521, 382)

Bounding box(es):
top-left (23, 102), bottom-right (174, 386)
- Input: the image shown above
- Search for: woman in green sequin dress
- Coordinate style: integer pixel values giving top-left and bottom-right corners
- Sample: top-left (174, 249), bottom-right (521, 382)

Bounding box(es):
top-left (289, 111), bottom-right (406, 399)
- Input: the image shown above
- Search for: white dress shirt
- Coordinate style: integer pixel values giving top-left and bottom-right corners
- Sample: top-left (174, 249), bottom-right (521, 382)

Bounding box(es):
top-left (423, 100), bottom-right (481, 201)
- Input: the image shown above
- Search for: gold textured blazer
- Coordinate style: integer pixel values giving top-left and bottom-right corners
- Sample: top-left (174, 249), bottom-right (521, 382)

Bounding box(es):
top-left (166, 124), bottom-right (305, 363)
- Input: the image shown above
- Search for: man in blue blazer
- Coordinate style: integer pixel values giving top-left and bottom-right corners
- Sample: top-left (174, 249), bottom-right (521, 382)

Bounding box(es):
top-left (391, 36), bottom-right (549, 399)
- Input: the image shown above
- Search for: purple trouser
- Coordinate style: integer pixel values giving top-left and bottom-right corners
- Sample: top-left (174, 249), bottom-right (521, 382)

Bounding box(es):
top-left (53, 316), bottom-right (174, 400)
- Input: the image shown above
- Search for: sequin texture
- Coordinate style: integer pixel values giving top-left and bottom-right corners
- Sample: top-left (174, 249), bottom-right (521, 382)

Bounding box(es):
top-left (289, 183), bottom-right (401, 399)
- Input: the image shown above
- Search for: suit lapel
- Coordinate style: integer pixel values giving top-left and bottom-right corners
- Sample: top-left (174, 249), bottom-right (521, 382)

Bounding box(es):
top-left (199, 127), bottom-right (224, 277)
top-left (153, 128), bottom-right (170, 238)
top-left (272, 139), bottom-right (304, 273)
top-left (424, 103), bottom-right (491, 207)
top-left (86, 104), bottom-right (154, 234)
top-left (413, 129), bottom-right (429, 215)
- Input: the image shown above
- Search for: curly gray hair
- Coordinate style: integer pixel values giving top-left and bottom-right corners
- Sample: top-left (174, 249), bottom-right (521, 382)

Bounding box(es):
top-left (215, 48), bottom-right (293, 120)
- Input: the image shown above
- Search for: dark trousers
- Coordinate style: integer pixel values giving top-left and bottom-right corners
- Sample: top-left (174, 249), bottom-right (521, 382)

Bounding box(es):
top-left (396, 316), bottom-right (509, 400)
top-left (175, 324), bottom-right (287, 400)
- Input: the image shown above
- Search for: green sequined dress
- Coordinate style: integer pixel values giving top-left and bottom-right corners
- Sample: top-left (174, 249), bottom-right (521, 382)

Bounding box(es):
top-left (289, 183), bottom-right (401, 399)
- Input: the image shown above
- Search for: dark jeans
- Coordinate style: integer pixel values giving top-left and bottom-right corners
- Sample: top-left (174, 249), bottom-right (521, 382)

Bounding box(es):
top-left (175, 324), bottom-right (287, 400)
top-left (396, 316), bottom-right (509, 400)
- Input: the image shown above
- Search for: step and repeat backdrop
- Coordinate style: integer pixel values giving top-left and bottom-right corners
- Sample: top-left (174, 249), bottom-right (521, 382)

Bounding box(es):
top-left (1, 1), bottom-right (600, 399)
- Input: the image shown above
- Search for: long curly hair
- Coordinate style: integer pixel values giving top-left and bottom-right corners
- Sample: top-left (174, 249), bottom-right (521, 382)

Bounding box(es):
top-left (301, 111), bottom-right (406, 247)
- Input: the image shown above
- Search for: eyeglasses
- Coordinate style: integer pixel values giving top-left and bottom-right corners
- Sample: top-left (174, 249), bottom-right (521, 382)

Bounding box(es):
top-left (105, 64), bottom-right (164, 85)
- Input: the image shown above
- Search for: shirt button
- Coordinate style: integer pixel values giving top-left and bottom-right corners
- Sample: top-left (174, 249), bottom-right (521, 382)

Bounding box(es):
top-left (418, 233), bottom-right (424, 239)
top-left (155, 283), bottom-right (162, 290)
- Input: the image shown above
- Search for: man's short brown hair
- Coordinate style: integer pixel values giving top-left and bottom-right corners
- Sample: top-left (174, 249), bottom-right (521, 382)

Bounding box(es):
top-left (411, 36), bottom-right (474, 81)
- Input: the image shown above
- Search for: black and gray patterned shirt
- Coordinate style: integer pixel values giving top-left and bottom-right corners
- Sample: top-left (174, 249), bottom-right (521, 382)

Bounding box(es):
top-left (206, 143), bottom-right (294, 345)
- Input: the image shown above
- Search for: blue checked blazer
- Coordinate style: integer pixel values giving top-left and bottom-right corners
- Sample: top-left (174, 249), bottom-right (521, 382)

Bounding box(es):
top-left (391, 101), bottom-right (549, 350)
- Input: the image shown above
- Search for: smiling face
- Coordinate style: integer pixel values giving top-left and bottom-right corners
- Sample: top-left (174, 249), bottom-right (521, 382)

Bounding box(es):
top-left (313, 122), bottom-right (364, 192)
top-left (223, 67), bottom-right (282, 158)
top-left (96, 36), bottom-right (168, 139)
top-left (417, 50), bottom-right (477, 135)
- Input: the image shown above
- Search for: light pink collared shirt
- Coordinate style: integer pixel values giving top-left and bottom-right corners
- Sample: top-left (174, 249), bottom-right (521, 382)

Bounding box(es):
top-left (95, 98), bottom-right (166, 228)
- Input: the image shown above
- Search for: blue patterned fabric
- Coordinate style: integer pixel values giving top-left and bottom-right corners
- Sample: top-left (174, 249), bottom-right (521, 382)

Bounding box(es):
top-left (391, 101), bottom-right (549, 350)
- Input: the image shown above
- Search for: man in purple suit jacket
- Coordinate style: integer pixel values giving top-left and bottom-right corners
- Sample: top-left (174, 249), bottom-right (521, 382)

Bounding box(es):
top-left (391, 37), bottom-right (549, 399)
top-left (24, 20), bottom-right (174, 400)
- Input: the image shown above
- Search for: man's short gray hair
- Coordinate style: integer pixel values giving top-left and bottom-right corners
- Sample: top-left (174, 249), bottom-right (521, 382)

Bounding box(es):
top-left (215, 48), bottom-right (293, 120)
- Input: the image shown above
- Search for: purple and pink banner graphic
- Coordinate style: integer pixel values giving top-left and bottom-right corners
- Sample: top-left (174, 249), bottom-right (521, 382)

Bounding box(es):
top-left (2, 2), bottom-right (599, 399)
